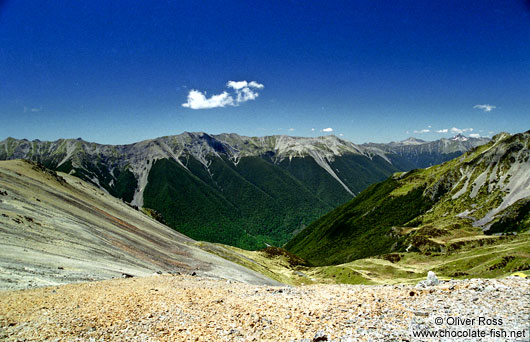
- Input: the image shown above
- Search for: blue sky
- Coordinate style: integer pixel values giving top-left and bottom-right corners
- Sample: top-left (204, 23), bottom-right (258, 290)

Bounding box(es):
top-left (1, 0), bottom-right (530, 144)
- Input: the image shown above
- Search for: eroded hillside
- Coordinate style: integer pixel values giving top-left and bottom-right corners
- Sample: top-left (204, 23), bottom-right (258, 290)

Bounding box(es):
top-left (0, 160), bottom-right (279, 290)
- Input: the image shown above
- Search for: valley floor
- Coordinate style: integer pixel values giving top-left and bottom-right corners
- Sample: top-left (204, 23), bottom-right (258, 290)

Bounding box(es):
top-left (0, 274), bottom-right (528, 341)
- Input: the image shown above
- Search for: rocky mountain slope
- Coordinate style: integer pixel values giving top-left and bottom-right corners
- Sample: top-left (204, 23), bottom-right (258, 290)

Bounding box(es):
top-left (0, 160), bottom-right (279, 290)
top-left (286, 131), bottom-right (530, 267)
top-left (0, 133), bottom-right (488, 249)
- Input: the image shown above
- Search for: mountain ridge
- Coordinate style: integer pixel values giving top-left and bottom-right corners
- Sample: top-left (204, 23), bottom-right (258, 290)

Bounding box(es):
top-left (0, 132), bottom-right (490, 249)
top-left (285, 130), bottom-right (530, 266)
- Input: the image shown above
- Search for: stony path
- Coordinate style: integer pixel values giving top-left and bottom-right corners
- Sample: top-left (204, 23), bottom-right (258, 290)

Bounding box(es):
top-left (0, 275), bottom-right (528, 341)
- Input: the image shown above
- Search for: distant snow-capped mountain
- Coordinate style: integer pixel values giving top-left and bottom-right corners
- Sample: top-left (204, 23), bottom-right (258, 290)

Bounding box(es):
top-left (452, 133), bottom-right (469, 142)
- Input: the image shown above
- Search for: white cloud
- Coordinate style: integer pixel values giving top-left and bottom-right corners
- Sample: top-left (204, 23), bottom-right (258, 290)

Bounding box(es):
top-left (469, 133), bottom-right (481, 138)
top-left (182, 80), bottom-right (264, 109)
top-left (226, 81), bottom-right (248, 90)
top-left (450, 127), bottom-right (473, 134)
top-left (321, 127), bottom-right (333, 132)
top-left (413, 129), bottom-right (430, 134)
top-left (237, 87), bottom-right (259, 102)
top-left (182, 90), bottom-right (234, 109)
top-left (229, 80), bottom-right (264, 104)
top-left (436, 129), bottom-right (449, 133)
top-left (24, 106), bottom-right (42, 113)
top-left (474, 104), bottom-right (496, 112)
top-left (248, 81), bottom-right (264, 89)
top-left (311, 128), bottom-right (315, 132)
top-left (339, 133), bottom-right (344, 137)
top-left (288, 128), bottom-right (295, 132)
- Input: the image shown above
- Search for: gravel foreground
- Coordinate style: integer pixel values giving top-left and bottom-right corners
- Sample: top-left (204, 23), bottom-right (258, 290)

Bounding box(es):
top-left (0, 275), bottom-right (528, 342)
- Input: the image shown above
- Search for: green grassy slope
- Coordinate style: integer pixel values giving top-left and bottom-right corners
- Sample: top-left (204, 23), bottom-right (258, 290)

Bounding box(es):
top-left (200, 232), bottom-right (530, 285)
top-left (286, 131), bottom-right (530, 267)
top-left (285, 177), bottom-right (434, 265)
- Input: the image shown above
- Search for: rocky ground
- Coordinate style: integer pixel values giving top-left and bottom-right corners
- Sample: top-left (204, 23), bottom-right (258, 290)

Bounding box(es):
top-left (0, 274), bottom-right (528, 341)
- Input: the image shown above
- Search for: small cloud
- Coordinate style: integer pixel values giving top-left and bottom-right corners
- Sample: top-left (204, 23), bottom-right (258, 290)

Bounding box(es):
top-left (339, 133), bottom-right (344, 137)
top-left (413, 129), bottom-right (430, 134)
top-left (238, 87), bottom-right (258, 102)
top-left (428, 125), bottom-right (432, 128)
top-left (226, 81), bottom-right (248, 90)
top-left (23, 106), bottom-right (42, 113)
top-left (311, 128), bottom-right (315, 132)
top-left (474, 104), bottom-right (496, 112)
top-left (227, 80), bottom-right (264, 103)
top-left (450, 127), bottom-right (473, 134)
top-left (248, 81), bottom-right (264, 89)
top-left (436, 129), bottom-right (449, 133)
top-left (321, 127), bottom-right (333, 132)
top-left (469, 133), bottom-right (481, 138)
top-left (182, 80), bottom-right (264, 109)
top-left (288, 128), bottom-right (295, 132)
top-left (182, 90), bottom-right (234, 109)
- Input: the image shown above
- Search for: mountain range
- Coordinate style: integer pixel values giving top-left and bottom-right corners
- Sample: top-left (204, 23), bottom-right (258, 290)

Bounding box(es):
top-left (362, 134), bottom-right (489, 169)
top-left (0, 133), bottom-right (489, 249)
top-left (286, 131), bottom-right (530, 268)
